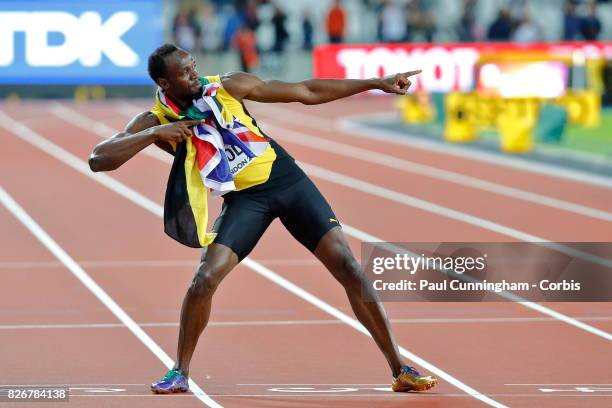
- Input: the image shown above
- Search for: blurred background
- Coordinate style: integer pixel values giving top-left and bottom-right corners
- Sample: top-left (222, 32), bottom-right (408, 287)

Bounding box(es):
top-left (1, 0), bottom-right (611, 172)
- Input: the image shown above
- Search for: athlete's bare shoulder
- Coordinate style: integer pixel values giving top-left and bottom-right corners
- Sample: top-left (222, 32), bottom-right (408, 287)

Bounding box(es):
top-left (220, 71), bottom-right (263, 101)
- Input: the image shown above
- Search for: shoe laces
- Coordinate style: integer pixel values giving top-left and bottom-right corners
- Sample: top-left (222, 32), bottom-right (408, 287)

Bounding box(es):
top-left (400, 365), bottom-right (421, 377)
top-left (163, 369), bottom-right (182, 381)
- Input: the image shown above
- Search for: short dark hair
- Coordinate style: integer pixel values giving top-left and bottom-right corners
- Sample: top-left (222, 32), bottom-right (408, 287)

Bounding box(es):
top-left (148, 43), bottom-right (179, 84)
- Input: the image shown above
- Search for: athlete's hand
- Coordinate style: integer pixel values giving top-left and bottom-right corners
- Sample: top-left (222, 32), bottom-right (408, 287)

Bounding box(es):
top-left (378, 70), bottom-right (422, 95)
top-left (153, 120), bottom-right (203, 143)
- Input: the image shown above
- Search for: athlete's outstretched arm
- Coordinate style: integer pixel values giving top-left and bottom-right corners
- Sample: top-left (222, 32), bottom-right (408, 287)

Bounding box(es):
top-left (88, 112), bottom-right (201, 172)
top-left (221, 71), bottom-right (421, 105)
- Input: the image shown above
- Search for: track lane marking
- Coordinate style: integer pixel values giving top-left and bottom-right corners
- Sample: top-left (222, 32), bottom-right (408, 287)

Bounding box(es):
top-left (301, 164), bottom-right (612, 268)
top-left (1, 316), bottom-right (610, 330)
top-left (258, 121), bottom-right (612, 222)
top-left (0, 259), bottom-right (318, 269)
top-left (0, 187), bottom-right (222, 408)
top-left (243, 102), bottom-right (612, 190)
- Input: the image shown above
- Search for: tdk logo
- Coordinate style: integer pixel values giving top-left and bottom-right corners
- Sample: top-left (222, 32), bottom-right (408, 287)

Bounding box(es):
top-left (0, 11), bottom-right (139, 67)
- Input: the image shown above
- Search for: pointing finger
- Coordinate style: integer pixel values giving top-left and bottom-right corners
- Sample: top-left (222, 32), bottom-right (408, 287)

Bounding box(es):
top-left (404, 70), bottom-right (422, 77)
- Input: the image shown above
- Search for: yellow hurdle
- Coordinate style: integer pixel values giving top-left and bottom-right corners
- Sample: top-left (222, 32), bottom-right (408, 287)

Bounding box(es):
top-left (497, 112), bottom-right (536, 153)
top-left (444, 93), bottom-right (477, 143)
top-left (397, 93), bottom-right (435, 124)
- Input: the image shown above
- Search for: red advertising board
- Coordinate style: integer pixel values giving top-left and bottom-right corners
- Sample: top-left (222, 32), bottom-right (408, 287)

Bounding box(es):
top-left (313, 42), bottom-right (612, 94)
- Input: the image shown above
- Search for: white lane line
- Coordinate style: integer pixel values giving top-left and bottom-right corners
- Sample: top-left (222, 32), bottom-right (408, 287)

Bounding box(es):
top-left (247, 103), bottom-right (612, 190)
top-left (21, 108), bottom-right (612, 338)
top-left (301, 163), bottom-right (612, 269)
top-left (237, 383), bottom-right (388, 386)
top-left (0, 111), bottom-right (507, 408)
top-left (0, 187), bottom-right (221, 408)
top-left (0, 321), bottom-right (342, 330)
top-left (258, 122), bottom-right (612, 222)
top-left (0, 384), bottom-right (145, 386)
top-left (61, 394), bottom-right (612, 398)
top-left (2, 316), bottom-right (610, 330)
top-left (340, 117), bottom-right (612, 189)
top-left (342, 224), bottom-right (612, 341)
top-left (506, 384), bottom-right (612, 386)
top-left (0, 259), bottom-right (318, 269)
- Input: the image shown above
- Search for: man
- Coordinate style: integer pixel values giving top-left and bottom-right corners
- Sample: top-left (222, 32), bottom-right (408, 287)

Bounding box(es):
top-left (89, 44), bottom-right (436, 394)
top-left (326, 0), bottom-right (346, 44)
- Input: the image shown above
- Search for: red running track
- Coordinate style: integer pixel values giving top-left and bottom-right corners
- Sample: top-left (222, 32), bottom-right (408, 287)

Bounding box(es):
top-left (0, 98), bottom-right (611, 408)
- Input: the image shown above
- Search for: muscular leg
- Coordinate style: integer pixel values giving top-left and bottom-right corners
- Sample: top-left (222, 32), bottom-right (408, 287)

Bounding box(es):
top-left (314, 227), bottom-right (404, 377)
top-left (174, 243), bottom-right (239, 376)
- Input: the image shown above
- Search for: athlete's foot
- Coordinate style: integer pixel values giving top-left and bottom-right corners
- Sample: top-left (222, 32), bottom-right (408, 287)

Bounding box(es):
top-left (391, 366), bottom-right (438, 392)
top-left (151, 369), bottom-right (189, 394)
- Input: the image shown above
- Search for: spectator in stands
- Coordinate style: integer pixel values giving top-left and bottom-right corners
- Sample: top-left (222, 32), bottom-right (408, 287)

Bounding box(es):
top-left (326, 0), bottom-right (346, 44)
top-left (198, 3), bottom-right (221, 53)
top-left (407, 0), bottom-right (435, 42)
top-left (581, 1), bottom-right (602, 41)
top-left (211, 0), bottom-right (233, 11)
top-left (233, 24), bottom-right (260, 72)
top-left (512, 12), bottom-right (541, 43)
top-left (244, 0), bottom-right (261, 31)
top-left (271, 4), bottom-right (289, 53)
top-left (487, 8), bottom-right (513, 41)
top-left (456, 0), bottom-right (479, 42)
top-left (563, 0), bottom-right (582, 40)
top-left (302, 10), bottom-right (314, 51)
top-left (222, 4), bottom-right (245, 51)
top-left (378, 0), bottom-right (408, 43)
top-left (172, 7), bottom-right (201, 53)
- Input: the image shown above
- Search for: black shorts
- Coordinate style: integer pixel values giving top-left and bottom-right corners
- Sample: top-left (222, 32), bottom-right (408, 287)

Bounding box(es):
top-left (211, 172), bottom-right (339, 261)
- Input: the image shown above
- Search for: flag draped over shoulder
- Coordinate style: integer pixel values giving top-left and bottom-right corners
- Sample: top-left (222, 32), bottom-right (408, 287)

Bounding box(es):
top-left (158, 78), bottom-right (270, 248)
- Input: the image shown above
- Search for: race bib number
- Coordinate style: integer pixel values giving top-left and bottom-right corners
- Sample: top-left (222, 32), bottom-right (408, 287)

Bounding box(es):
top-left (224, 144), bottom-right (252, 176)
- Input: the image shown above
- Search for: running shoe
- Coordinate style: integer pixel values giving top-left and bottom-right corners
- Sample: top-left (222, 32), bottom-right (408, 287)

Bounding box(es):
top-left (392, 365), bottom-right (438, 392)
top-left (151, 369), bottom-right (189, 394)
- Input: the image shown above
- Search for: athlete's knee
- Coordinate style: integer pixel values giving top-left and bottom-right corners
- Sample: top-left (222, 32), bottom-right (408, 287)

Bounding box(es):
top-left (332, 243), bottom-right (363, 289)
top-left (190, 258), bottom-right (233, 297)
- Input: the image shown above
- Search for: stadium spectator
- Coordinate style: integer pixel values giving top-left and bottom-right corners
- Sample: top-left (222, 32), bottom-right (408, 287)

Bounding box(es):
top-left (581, 1), bottom-right (602, 41)
top-left (221, 4), bottom-right (245, 51)
top-left (302, 10), bottom-right (314, 51)
top-left (244, 0), bottom-right (261, 31)
top-left (407, 0), bottom-right (435, 42)
top-left (326, 0), bottom-right (347, 44)
top-left (512, 13), bottom-right (541, 43)
top-left (172, 7), bottom-right (201, 52)
top-left (233, 24), bottom-right (259, 72)
top-left (563, 0), bottom-right (582, 40)
top-left (456, 0), bottom-right (479, 42)
top-left (487, 8), bottom-right (513, 41)
top-left (271, 4), bottom-right (289, 53)
top-left (378, 0), bottom-right (408, 43)
top-left (198, 3), bottom-right (221, 53)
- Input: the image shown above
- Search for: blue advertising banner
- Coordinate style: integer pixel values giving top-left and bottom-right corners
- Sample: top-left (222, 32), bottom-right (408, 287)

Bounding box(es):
top-left (0, 0), bottom-right (163, 84)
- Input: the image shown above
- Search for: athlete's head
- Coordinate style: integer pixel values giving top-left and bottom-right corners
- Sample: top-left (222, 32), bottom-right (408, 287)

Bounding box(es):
top-left (148, 44), bottom-right (202, 101)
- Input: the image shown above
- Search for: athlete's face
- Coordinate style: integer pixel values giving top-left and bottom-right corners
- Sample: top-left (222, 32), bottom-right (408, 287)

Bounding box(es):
top-left (158, 49), bottom-right (202, 102)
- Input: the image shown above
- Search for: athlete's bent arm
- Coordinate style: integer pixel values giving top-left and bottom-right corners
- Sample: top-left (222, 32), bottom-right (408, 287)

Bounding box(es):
top-left (88, 112), bottom-right (201, 172)
top-left (221, 70), bottom-right (421, 105)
